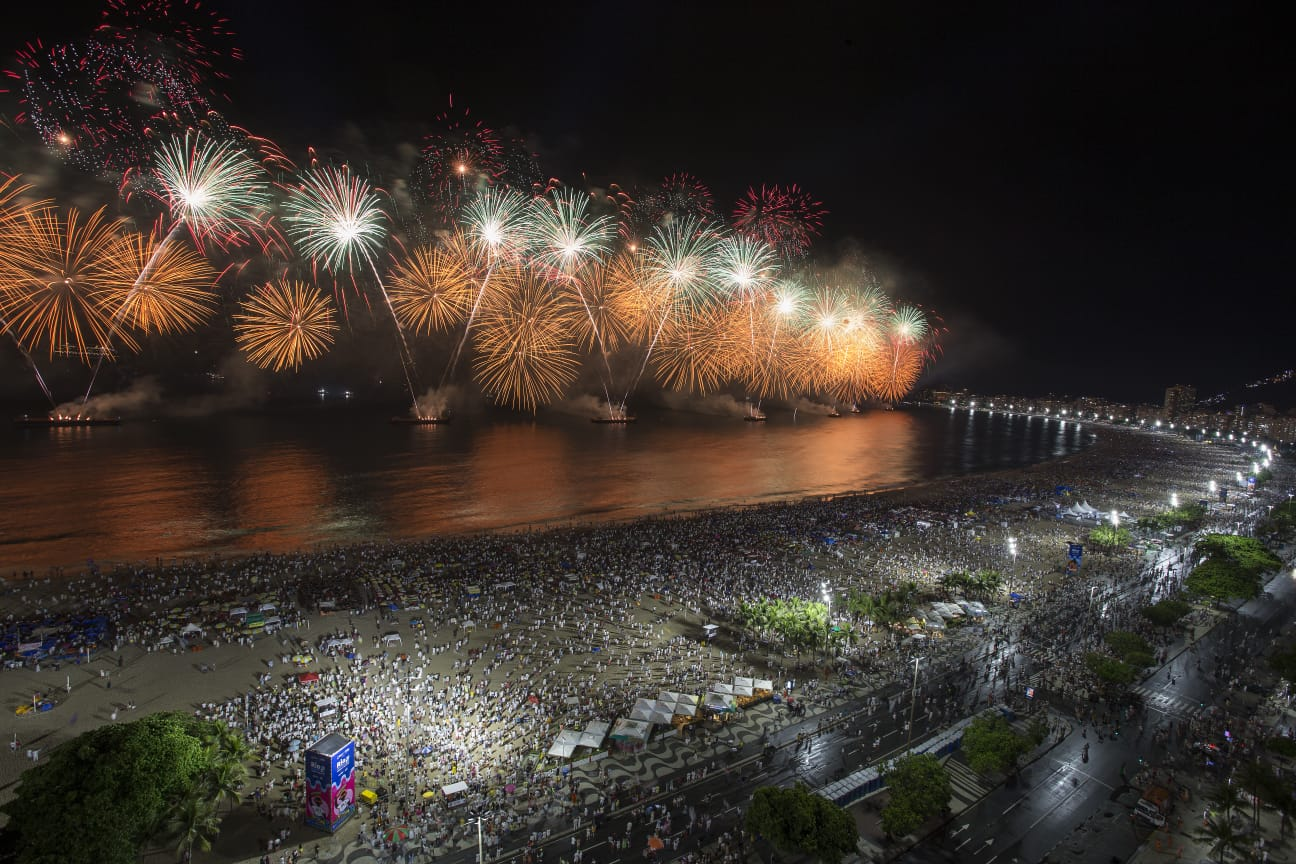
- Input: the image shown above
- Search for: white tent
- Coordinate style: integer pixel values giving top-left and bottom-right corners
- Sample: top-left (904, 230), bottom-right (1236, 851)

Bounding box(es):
top-left (577, 720), bottom-right (609, 749)
top-left (710, 683), bottom-right (735, 696)
top-left (610, 718), bottom-right (651, 750)
top-left (629, 698), bottom-right (674, 725)
top-left (704, 692), bottom-right (737, 713)
top-left (656, 691), bottom-right (698, 716)
top-left (180, 623), bottom-right (204, 636)
top-left (732, 678), bottom-right (754, 697)
top-left (754, 678), bottom-right (774, 692)
top-left (547, 729), bottom-right (583, 759)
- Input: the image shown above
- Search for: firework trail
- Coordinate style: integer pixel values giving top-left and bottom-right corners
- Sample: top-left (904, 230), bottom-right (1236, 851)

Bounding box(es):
top-left (441, 189), bottom-right (532, 390)
top-left (526, 188), bottom-right (619, 416)
top-left (283, 163), bottom-right (424, 411)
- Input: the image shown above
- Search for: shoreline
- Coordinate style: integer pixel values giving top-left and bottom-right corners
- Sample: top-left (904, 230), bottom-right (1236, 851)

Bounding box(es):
top-left (3, 407), bottom-right (1101, 581)
top-left (1, 404), bottom-right (1094, 577)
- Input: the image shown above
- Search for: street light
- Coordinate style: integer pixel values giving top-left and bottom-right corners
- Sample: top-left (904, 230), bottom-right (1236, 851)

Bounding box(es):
top-left (468, 808), bottom-right (487, 864)
top-left (907, 656), bottom-right (923, 747)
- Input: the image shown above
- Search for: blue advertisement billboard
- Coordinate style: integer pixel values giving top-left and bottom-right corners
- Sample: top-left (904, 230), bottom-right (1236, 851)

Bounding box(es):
top-left (304, 734), bottom-right (356, 832)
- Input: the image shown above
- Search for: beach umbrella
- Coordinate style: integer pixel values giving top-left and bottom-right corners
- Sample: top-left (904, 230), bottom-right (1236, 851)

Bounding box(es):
top-left (384, 825), bottom-right (410, 843)
top-left (647, 836), bottom-right (665, 851)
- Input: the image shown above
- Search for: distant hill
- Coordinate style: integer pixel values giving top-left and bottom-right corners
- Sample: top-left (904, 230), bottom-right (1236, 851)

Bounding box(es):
top-left (1198, 369), bottom-right (1296, 414)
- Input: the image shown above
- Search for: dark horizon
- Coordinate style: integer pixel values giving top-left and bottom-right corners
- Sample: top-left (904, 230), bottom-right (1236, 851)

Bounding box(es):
top-left (2, 1), bottom-right (1290, 407)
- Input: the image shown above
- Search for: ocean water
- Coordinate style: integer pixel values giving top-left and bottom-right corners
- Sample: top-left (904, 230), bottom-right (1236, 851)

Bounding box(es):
top-left (0, 404), bottom-right (1091, 572)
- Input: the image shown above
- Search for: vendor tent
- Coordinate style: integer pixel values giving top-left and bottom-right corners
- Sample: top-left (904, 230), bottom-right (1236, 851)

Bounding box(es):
top-left (578, 720), bottom-right (609, 749)
top-left (704, 692), bottom-right (737, 713)
top-left (547, 729), bottom-right (583, 759)
top-left (753, 679), bottom-right (774, 692)
top-left (610, 718), bottom-right (651, 751)
top-left (629, 698), bottom-right (674, 725)
top-left (731, 678), bottom-right (754, 697)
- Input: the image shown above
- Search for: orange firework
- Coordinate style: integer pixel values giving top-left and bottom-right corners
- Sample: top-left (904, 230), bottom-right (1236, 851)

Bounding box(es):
top-left (0, 206), bottom-right (132, 361)
top-left (603, 248), bottom-right (663, 345)
top-left (651, 305), bottom-right (733, 395)
top-left (472, 271), bottom-right (581, 412)
top-left (94, 232), bottom-right (218, 336)
top-left (387, 241), bottom-right (474, 334)
top-left (233, 280), bottom-right (338, 371)
top-left (561, 261), bottom-right (631, 355)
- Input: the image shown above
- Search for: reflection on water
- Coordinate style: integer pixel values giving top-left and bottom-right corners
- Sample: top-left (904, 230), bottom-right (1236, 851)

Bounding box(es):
top-left (0, 406), bottom-right (1090, 571)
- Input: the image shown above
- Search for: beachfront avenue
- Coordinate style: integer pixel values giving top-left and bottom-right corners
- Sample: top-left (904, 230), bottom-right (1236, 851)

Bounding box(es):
top-left (0, 426), bottom-right (1292, 864)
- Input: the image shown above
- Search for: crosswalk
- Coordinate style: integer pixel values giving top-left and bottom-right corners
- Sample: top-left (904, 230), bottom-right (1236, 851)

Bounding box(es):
top-left (1131, 683), bottom-right (1204, 721)
top-left (944, 756), bottom-right (992, 806)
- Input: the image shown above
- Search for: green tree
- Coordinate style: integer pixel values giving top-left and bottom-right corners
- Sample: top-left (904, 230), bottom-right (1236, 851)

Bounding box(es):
top-left (1206, 782), bottom-right (1242, 820)
top-left (744, 784), bottom-right (857, 864)
top-left (0, 712), bottom-right (246, 864)
top-left (880, 753), bottom-right (951, 839)
top-left (1268, 644), bottom-right (1296, 682)
top-left (166, 793), bottom-right (221, 860)
top-left (1140, 599), bottom-right (1191, 628)
top-left (1267, 737), bottom-right (1296, 759)
top-left (961, 714), bottom-right (1031, 776)
top-left (1236, 759), bottom-right (1285, 828)
top-left (1195, 813), bottom-right (1246, 864)
top-left (1084, 652), bottom-right (1136, 685)
top-left (1089, 524), bottom-right (1132, 549)
top-left (1103, 630), bottom-right (1151, 661)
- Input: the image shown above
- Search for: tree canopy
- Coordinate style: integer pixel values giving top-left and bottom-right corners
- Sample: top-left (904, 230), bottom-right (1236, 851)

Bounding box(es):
top-left (880, 753), bottom-right (951, 838)
top-left (1185, 534), bottom-right (1281, 601)
top-left (961, 713), bottom-right (1033, 776)
top-left (737, 598), bottom-right (834, 651)
top-left (0, 712), bottom-right (247, 864)
top-left (1140, 599), bottom-right (1192, 628)
top-left (1084, 651), bottom-right (1136, 685)
top-left (744, 784), bottom-right (857, 864)
top-left (1088, 524), bottom-right (1132, 549)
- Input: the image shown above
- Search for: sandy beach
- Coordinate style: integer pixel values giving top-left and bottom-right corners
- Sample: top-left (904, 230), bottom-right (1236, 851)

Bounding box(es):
top-left (0, 421), bottom-right (1281, 862)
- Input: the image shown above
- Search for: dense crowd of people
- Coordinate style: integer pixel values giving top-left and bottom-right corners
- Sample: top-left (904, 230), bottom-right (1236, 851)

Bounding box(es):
top-left (1, 427), bottom-right (1286, 863)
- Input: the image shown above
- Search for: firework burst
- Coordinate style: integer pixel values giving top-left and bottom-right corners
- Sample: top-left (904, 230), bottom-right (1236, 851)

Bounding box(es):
top-left (732, 184), bottom-right (826, 260)
top-left (152, 132), bottom-right (272, 248)
top-left (387, 242), bottom-right (474, 335)
top-left (527, 188), bottom-right (615, 275)
top-left (233, 280), bottom-right (338, 372)
top-left (282, 165), bottom-right (388, 274)
top-left (472, 271), bottom-right (581, 413)
top-left (0, 206), bottom-right (130, 361)
top-left (95, 231), bottom-right (217, 336)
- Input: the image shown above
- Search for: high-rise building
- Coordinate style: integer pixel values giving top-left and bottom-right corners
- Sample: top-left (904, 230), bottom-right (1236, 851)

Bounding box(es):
top-left (1163, 384), bottom-right (1196, 418)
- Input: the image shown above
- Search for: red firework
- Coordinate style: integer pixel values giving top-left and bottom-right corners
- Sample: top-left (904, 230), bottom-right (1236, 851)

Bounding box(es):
top-left (731, 184), bottom-right (827, 259)
top-left (96, 0), bottom-right (242, 90)
top-left (411, 96), bottom-right (508, 227)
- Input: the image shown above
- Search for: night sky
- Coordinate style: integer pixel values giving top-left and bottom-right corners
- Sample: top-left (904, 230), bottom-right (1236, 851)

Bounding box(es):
top-left (5, 1), bottom-right (1291, 404)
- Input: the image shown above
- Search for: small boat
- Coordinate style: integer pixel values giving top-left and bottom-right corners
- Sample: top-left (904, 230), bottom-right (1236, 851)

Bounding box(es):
top-left (391, 414), bottom-right (451, 425)
top-left (14, 415), bottom-right (121, 428)
top-left (743, 413), bottom-right (767, 422)
top-left (591, 415), bottom-right (637, 424)
top-left (827, 408), bottom-right (842, 417)
top-left (849, 404), bottom-right (862, 414)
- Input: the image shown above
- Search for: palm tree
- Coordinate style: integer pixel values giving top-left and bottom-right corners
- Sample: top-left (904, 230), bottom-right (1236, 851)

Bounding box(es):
top-left (1195, 813), bottom-right (1245, 864)
top-left (207, 757), bottom-right (247, 814)
top-left (1237, 760), bottom-right (1272, 827)
top-left (1207, 782), bottom-right (1242, 821)
top-left (165, 793), bottom-right (221, 862)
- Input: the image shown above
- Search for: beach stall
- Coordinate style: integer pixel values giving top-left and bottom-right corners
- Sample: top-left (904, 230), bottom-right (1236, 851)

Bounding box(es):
top-left (546, 729), bottom-right (583, 760)
top-left (578, 720), bottom-right (610, 750)
top-left (442, 781), bottom-right (469, 808)
top-left (629, 698), bottom-right (674, 725)
top-left (610, 718), bottom-right (651, 753)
